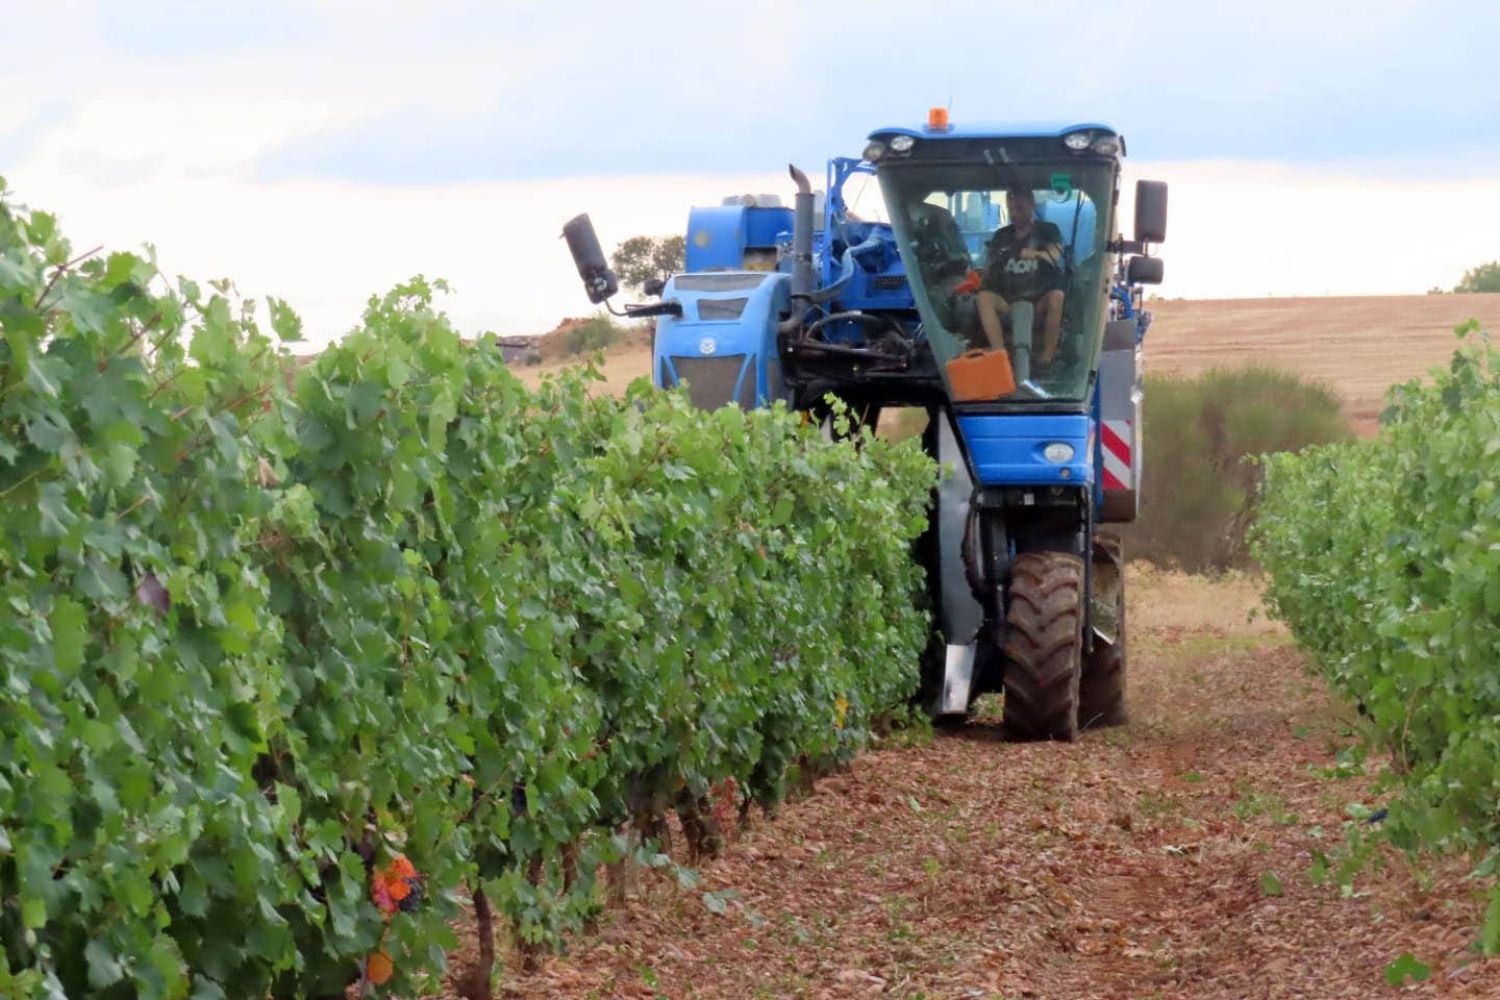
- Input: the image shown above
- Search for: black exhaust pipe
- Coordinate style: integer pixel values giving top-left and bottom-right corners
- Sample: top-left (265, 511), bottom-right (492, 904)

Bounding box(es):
top-left (780, 164), bottom-right (814, 336)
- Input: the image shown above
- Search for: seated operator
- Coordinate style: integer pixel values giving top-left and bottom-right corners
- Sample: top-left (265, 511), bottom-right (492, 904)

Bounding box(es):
top-left (976, 187), bottom-right (1066, 364)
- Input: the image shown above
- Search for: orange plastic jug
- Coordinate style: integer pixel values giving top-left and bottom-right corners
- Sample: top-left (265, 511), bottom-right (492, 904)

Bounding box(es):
top-left (945, 348), bottom-right (1016, 401)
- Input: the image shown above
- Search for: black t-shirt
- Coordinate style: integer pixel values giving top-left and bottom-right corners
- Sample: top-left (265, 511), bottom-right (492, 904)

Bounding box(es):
top-left (981, 221), bottom-right (1065, 302)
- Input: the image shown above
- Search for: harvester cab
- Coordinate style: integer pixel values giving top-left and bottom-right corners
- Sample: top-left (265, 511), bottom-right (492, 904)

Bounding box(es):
top-left (563, 111), bottom-right (1167, 741)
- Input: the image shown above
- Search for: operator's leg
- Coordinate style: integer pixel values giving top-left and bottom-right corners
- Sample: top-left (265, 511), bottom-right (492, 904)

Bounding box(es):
top-left (976, 290), bottom-right (1010, 351)
top-left (1037, 289), bottom-right (1065, 363)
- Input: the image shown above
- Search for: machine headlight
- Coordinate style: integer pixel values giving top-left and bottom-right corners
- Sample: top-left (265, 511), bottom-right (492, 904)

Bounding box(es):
top-left (1043, 442), bottom-right (1075, 464)
top-left (863, 140), bottom-right (886, 162)
top-left (1062, 130), bottom-right (1092, 151)
top-left (889, 134), bottom-right (915, 153)
top-left (1091, 135), bottom-right (1122, 156)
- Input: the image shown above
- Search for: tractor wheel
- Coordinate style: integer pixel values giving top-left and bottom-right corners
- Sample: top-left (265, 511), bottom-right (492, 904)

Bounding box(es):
top-left (1080, 533), bottom-right (1128, 729)
top-left (1002, 551), bottom-right (1084, 742)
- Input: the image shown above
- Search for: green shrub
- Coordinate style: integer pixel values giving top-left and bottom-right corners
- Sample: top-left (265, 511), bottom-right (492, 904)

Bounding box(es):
top-left (1120, 365), bottom-right (1350, 572)
top-left (562, 314), bottom-right (623, 355)
top-left (0, 179), bottom-right (935, 997)
top-left (1252, 324), bottom-right (1500, 948)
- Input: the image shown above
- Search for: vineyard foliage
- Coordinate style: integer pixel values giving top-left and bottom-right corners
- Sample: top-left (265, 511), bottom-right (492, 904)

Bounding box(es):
top-left (0, 179), bottom-right (936, 997)
top-left (1253, 323), bottom-right (1500, 945)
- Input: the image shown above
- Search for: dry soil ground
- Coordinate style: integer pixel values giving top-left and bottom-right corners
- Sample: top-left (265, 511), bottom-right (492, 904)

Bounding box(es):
top-left (432, 570), bottom-right (1500, 1000)
top-left (520, 294), bottom-right (1500, 435)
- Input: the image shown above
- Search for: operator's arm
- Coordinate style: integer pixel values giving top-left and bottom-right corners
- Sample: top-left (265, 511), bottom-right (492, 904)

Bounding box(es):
top-left (1019, 229), bottom-right (1063, 267)
top-left (1020, 245), bottom-right (1062, 265)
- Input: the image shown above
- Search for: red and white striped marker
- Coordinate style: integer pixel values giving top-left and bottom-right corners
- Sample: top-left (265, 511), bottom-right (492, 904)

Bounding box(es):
top-left (1101, 420), bottom-right (1132, 491)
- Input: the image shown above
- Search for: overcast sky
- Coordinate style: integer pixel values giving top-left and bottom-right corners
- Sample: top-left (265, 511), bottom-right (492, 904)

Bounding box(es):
top-left (4, 0), bottom-right (1497, 347)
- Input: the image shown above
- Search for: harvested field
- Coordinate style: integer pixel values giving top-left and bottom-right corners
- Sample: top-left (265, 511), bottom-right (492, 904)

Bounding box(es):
top-left (1147, 294), bottom-right (1500, 434)
top-left (431, 569), bottom-right (1500, 999)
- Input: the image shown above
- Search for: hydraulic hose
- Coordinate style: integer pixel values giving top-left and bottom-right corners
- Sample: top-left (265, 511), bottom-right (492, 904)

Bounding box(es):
top-left (806, 235), bottom-right (884, 306)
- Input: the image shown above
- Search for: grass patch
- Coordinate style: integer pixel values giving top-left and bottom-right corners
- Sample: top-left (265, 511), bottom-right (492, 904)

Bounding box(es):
top-left (1134, 629), bottom-right (1292, 663)
top-left (1232, 783), bottom-right (1300, 825)
top-left (1136, 789), bottom-right (1183, 820)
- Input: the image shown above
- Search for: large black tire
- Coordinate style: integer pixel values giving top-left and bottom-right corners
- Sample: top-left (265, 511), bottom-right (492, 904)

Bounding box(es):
top-left (1080, 533), bottom-right (1128, 729)
top-left (1002, 551), bottom-right (1084, 742)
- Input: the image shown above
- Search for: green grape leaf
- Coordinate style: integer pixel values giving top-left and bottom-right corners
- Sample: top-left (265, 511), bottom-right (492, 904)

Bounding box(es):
top-left (38, 482), bottom-right (78, 537)
top-left (1382, 953), bottom-right (1430, 986)
top-left (21, 896), bottom-right (46, 930)
top-left (26, 411), bottom-right (73, 453)
top-left (49, 595), bottom-right (87, 676)
top-left (84, 938), bottom-right (126, 989)
top-left (267, 296), bottom-right (303, 342)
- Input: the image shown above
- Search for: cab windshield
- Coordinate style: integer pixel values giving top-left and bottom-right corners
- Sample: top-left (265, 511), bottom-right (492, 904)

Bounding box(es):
top-left (878, 161), bottom-right (1116, 404)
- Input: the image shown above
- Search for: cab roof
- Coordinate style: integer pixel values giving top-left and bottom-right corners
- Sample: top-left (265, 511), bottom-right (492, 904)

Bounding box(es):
top-left (869, 121), bottom-right (1117, 141)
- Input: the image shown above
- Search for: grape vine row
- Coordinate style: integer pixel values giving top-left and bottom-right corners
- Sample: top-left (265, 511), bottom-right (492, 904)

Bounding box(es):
top-left (1253, 322), bottom-right (1500, 950)
top-left (0, 178), bottom-right (936, 997)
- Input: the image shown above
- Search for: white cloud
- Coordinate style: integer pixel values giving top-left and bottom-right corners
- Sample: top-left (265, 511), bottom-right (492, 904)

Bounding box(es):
top-left (3, 1), bottom-right (1495, 349)
top-left (1125, 160), bottom-right (1500, 299)
top-left (3, 160), bottom-right (796, 345)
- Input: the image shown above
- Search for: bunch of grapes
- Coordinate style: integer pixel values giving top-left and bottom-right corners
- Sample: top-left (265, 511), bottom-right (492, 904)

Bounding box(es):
top-left (364, 854), bottom-right (425, 985)
top-left (370, 854), bottom-right (424, 915)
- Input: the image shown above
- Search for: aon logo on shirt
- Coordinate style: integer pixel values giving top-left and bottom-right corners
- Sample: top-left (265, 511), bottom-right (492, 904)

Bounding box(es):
top-left (1004, 258), bottom-right (1039, 276)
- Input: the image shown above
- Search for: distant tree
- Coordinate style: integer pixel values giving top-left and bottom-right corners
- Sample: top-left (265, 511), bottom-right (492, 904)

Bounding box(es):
top-left (610, 235), bottom-right (685, 294)
top-left (1454, 260), bottom-right (1500, 294)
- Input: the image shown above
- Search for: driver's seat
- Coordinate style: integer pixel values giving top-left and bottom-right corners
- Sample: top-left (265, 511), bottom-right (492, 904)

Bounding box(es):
top-left (1035, 193), bottom-right (1098, 268)
top-left (908, 202), bottom-right (970, 283)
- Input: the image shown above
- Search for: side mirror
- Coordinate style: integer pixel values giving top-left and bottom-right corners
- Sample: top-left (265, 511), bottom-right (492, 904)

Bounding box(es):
top-left (1134, 180), bottom-right (1168, 244)
top-left (642, 277), bottom-right (666, 297)
top-left (1127, 255), bottom-right (1164, 285)
top-left (561, 214), bottom-right (619, 304)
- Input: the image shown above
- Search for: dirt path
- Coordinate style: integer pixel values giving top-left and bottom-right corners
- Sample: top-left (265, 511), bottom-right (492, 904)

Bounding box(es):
top-left (443, 570), bottom-right (1499, 999)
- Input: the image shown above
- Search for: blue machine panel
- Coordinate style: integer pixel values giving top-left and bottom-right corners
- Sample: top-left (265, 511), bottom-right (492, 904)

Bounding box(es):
top-left (956, 414), bottom-right (1094, 487)
top-left (654, 271), bottom-right (790, 408)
